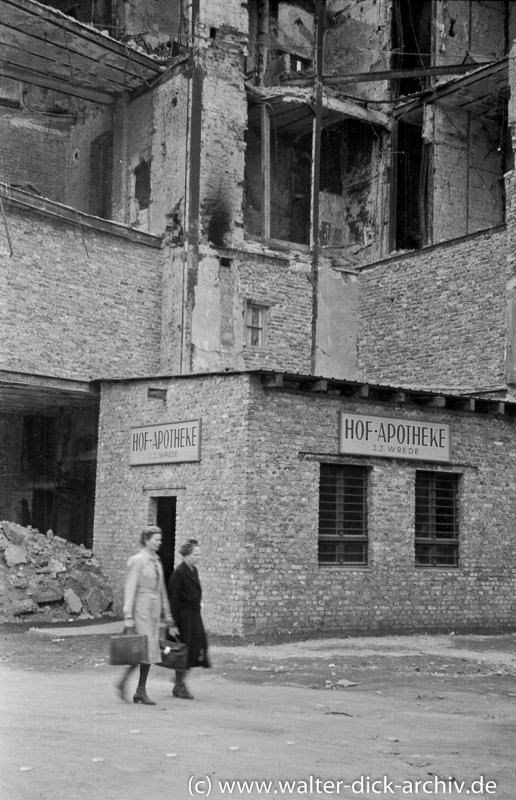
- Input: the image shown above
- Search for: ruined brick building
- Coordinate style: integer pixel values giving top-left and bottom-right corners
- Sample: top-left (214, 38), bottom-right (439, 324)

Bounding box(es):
top-left (1, 1), bottom-right (515, 638)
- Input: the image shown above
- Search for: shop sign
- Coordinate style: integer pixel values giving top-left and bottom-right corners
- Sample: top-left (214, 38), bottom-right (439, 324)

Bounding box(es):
top-left (339, 412), bottom-right (450, 462)
top-left (130, 419), bottom-right (201, 465)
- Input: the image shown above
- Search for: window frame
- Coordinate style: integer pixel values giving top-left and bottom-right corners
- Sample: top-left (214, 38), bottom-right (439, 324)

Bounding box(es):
top-left (415, 470), bottom-right (460, 568)
top-left (318, 462), bottom-right (369, 567)
top-left (245, 301), bottom-right (268, 348)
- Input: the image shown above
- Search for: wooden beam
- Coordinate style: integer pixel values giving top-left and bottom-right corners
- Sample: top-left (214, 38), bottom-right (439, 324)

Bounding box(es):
top-left (429, 396), bottom-right (446, 408)
top-left (260, 104), bottom-right (271, 239)
top-left (263, 374), bottom-right (283, 388)
top-left (0, 61), bottom-right (114, 104)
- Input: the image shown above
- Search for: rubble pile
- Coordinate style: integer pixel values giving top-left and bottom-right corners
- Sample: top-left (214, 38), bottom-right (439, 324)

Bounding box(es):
top-left (0, 521), bottom-right (114, 624)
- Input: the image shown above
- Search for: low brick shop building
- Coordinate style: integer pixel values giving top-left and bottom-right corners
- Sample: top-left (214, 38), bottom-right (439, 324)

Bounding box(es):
top-left (94, 370), bottom-right (516, 641)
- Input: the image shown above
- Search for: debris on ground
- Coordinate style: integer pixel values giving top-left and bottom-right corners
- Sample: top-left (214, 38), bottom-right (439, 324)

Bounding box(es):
top-left (0, 520), bottom-right (113, 624)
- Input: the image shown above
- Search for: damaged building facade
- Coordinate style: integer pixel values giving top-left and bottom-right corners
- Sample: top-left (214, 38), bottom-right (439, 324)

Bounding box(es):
top-left (1, 0), bottom-right (515, 638)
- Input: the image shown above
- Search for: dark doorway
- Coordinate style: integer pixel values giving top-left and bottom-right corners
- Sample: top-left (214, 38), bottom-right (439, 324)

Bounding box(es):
top-left (156, 497), bottom-right (177, 585)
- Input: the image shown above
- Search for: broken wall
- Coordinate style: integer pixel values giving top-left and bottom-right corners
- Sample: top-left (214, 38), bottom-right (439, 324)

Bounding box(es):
top-left (435, 0), bottom-right (506, 67)
top-left (199, 27), bottom-right (248, 247)
top-left (110, 75), bottom-right (189, 234)
top-left (319, 119), bottom-right (387, 262)
top-left (114, 0), bottom-right (182, 53)
top-left (68, 103), bottom-right (113, 213)
top-left (324, 0), bottom-right (391, 102)
top-left (0, 82), bottom-right (72, 201)
top-left (188, 245), bottom-right (313, 374)
top-left (432, 105), bottom-right (505, 242)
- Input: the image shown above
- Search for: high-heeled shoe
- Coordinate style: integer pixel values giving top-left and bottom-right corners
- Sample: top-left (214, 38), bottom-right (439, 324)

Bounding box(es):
top-left (133, 689), bottom-right (156, 705)
top-left (172, 684), bottom-right (194, 700)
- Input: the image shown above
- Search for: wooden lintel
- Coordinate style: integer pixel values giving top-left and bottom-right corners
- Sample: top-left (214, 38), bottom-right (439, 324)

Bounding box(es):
top-left (311, 379), bottom-right (328, 392)
top-left (429, 396), bottom-right (446, 408)
top-left (263, 374), bottom-right (283, 388)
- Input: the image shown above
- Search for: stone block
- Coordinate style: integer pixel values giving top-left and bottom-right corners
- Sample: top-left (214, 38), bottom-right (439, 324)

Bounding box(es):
top-left (4, 544), bottom-right (28, 567)
top-left (12, 598), bottom-right (39, 616)
top-left (33, 588), bottom-right (64, 605)
top-left (1, 521), bottom-right (30, 546)
top-left (83, 585), bottom-right (112, 616)
top-left (64, 588), bottom-right (82, 615)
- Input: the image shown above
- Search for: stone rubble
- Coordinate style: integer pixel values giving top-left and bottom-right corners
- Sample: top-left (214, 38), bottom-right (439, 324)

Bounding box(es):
top-left (0, 520), bottom-right (114, 624)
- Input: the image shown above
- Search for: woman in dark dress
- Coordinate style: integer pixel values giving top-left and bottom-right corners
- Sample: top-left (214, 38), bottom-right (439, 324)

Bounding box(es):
top-left (167, 538), bottom-right (211, 699)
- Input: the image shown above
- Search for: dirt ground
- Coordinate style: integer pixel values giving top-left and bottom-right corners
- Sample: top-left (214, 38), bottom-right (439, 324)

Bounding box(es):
top-left (1, 623), bottom-right (515, 800)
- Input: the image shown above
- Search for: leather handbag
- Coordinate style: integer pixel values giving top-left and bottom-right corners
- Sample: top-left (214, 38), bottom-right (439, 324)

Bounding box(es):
top-left (158, 636), bottom-right (188, 670)
top-left (109, 627), bottom-right (148, 665)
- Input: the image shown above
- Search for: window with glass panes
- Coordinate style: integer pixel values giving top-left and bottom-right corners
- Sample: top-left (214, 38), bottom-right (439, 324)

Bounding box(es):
top-left (246, 303), bottom-right (266, 347)
top-left (318, 463), bottom-right (368, 565)
top-left (415, 471), bottom-right (459, 567)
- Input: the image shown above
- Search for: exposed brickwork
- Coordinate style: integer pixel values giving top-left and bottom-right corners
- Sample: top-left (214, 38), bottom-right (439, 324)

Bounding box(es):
top-left (94, 374), bottom-right (252, 638)
top-left (0, 114), bottom-right (70, 202)
top-left (95, 372), bottom-right (516, 640)
top-left (357, 228), bottom-right (508, 391)
top-left (0, 206), bottom-right (163, 379)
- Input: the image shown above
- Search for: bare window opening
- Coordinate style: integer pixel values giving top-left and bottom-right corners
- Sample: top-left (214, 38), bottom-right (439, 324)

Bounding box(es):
top-left (320, 129), bottom-right (343, 194)
top-left (134, 159), bottom-right (151, 210)
top-left (249, 1), bottom-right (314, 86)
top-left (210, 27), bottom-right (218, 39)
top-left (392, 0), bottom-right (432, 95)
top-left (244, 104), bottom-right (311, 245)
top-left (89, 131), bottom-right (113, 219)
top-left (393, 118), bottom-right (429, 251)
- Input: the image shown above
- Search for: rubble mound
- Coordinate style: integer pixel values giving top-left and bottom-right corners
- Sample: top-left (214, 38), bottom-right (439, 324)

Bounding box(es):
top-left (0, 520), bottom-right (114, 624)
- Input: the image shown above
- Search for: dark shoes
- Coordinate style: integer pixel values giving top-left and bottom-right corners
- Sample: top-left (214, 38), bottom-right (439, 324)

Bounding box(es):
top-left (172, 684), bottom-right (194, 700)
top-left (133, 689), bottom-right (156, 705)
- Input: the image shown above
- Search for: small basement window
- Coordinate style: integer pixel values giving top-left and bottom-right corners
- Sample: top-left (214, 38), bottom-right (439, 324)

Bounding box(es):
top-left (415, 471), bottom-right (459, 567)
top-left (318, 464), bottom-right (368, 565)
top-left (245, 302), bottom-right (268, 347)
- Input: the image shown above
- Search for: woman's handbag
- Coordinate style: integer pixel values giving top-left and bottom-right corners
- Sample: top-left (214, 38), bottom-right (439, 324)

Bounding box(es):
top-left (109, 627), bottom-right (148, 665)
top-left (158, 636), bottom-right (188, 670)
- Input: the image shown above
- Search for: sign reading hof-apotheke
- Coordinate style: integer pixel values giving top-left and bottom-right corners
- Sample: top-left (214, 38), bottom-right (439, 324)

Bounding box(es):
top-left (339, 412), bottom-right (450, 462)
top-left (130, 419), bottom-right (201, 465)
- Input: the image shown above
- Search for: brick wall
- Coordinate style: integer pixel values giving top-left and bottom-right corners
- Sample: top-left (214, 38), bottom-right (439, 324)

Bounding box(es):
top-left (0, 206), bottom-right (163, 379)
top-left (357, 228), bottom-right (508, 391)
top-left (0, 113), bottom-right (70, 201)
top-left (186, 245), bottom-right (314, 374)
top-left (94, 374), bottom-right (252, 638)
top-left (241, 376), bottom-right (516, 637)
top-left (94, 372), bottom-right (516, 640)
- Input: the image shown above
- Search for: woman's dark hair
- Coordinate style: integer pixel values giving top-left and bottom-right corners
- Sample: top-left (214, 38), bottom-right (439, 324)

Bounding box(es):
top-left (179, 538), bottom-right (199, 557)
top-left (140, 525), bottom-right (162, 546)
